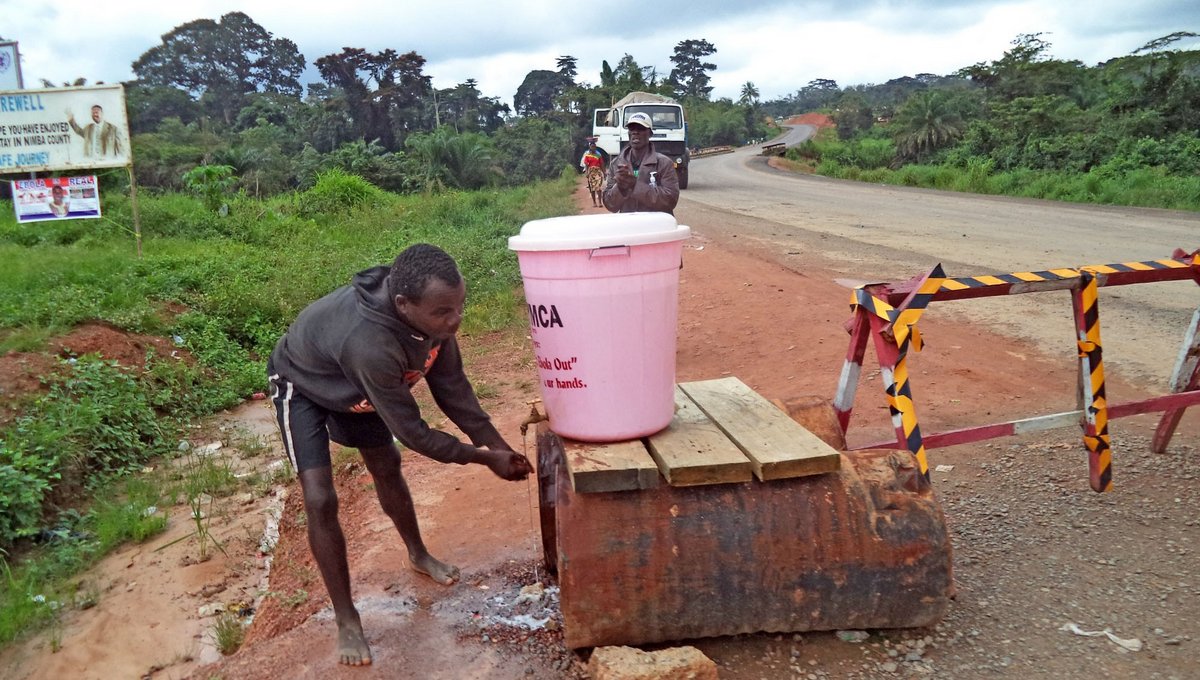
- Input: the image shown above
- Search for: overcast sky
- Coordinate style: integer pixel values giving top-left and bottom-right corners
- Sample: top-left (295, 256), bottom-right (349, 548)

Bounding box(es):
top-left (4, 0), bottom-right (1198, 106)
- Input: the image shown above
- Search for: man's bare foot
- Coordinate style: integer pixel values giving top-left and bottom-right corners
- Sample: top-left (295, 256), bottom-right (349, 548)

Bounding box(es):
top-left (409, 551), bottom-right (460, 585)
top-left (336, 619), bottom-right (372, 666)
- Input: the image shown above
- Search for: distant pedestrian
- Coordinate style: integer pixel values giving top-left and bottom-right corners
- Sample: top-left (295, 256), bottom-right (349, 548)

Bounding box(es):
top-left (580, 138), bottom-right (606, 207)
top-left (603, 112), bottom-right (679, 215)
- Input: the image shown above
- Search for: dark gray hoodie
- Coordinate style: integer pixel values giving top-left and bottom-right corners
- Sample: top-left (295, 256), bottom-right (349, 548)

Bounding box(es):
top-left (269, 265), bottom-right (503, 464)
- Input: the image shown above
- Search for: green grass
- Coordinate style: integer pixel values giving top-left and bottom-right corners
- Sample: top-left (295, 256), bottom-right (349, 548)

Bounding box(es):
top-left (92, 476), bottom-right (169, 547)
top-left (171, 448), bottom-right (241, 503)
top-left (0, 170), bottom-right (578, 647)
top-left (211, 612), bottom-right (246, 655)
top-left (805, 158), bottom-right (1200, 212)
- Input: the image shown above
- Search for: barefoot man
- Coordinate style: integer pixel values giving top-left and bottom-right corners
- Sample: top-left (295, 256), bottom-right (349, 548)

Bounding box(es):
top-left (268, 243), bottom-right (532, 666)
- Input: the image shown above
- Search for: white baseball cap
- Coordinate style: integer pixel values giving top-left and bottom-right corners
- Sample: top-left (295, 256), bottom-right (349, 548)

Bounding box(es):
top-left (625, 112), bottom-right (653, 130)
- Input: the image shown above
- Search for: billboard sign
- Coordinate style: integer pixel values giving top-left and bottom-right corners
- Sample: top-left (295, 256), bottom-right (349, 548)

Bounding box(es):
top-left (0, 42), bottom-right (20, 90)
top-left (12, 176), bottom-right (103, 223)
top-left (0, 84), bottom-right (130, 172)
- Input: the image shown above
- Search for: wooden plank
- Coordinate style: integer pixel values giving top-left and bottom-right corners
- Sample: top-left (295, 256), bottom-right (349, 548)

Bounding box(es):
top-left (563, 438), bottom-right (661, 493)
top-left (647, 387), bottom-right (754, 486)
top-left (680, 377), bottom-right (842, 481)
top-left (770, 395), bottom-right (847, 450)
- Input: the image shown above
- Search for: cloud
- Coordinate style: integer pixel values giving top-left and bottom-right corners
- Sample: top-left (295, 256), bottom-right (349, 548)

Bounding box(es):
top-left (3, 0), bottom-right (1197, 106)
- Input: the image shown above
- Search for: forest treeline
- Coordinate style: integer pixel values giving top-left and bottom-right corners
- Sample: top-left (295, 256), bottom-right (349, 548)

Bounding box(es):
top-left (779, 32), bottom-right (1200, 210)
top-left (11, 13), bottom-right (772, 196)
top-left (5, 16), bottom-right (1199, 208)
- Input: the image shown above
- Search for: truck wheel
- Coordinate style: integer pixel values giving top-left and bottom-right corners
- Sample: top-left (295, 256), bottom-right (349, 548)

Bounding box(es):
top-left (678, 166), bottom-right (689, 190)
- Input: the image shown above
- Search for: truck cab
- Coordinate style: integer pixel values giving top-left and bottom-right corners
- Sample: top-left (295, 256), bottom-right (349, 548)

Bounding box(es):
top-left (593, 94), bottom-right (690, 189)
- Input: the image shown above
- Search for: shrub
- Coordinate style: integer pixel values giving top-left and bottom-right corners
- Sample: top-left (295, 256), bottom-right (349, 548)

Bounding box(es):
top-left (0, 440), bottom-right (60, 543)
top-left (0, 356), bottom-right (171, 546)
top-left (129, 193), bottom-right (223, 240)
top-left (47, 357), bottom-right (167, 487)
top-left (858, 168), bottom-right (890, 184)
top-left (847, 138), bottom-right (896, 170)
top-left (294, 169), bottom-right (387, 217)
top-left (955, 157), bottom-right (995, 194)
top-left (182, 165), bottom-right (237, 212)
top-left (815, 159), bottom-right (843, 177)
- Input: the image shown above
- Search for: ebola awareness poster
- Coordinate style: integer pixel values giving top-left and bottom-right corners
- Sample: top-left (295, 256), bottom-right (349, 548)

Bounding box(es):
top-left (12, 176), bottom-right (102, 223)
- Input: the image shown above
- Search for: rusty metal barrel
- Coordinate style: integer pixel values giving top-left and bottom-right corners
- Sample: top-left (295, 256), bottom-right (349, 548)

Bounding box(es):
top-left (537, 425), bottom-right (954, 649)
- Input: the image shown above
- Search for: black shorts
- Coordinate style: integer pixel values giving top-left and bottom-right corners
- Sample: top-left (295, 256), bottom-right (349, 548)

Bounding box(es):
top-left (268, 371), bottom-right (394, 472)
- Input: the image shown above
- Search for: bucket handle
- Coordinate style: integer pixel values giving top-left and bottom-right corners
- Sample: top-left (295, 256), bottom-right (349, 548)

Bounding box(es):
top-left (589, 245), bottom-right (630, 258)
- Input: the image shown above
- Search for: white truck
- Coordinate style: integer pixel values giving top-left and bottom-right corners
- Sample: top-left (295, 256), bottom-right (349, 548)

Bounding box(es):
top-left (592, 92), bottom-right (691, 189)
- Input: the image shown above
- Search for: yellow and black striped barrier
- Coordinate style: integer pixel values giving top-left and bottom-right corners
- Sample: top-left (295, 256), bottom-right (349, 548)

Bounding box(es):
top-left (834, 250), bottom-right (1200, 494)
top-left (922, 256), bottom-right (1197, 302)
top-left (849, 265), bottom-right (946, 484)
top-left (1073, 270), bottom-right (1113, 492)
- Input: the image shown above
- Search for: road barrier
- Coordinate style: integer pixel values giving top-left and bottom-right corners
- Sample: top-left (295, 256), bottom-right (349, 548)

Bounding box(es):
top-left (760, 142), bottom-right (786, 157)
top-left (833, 248), bottom-right (1200, 492)
top-left (691, 145), bottom-right (735, 159)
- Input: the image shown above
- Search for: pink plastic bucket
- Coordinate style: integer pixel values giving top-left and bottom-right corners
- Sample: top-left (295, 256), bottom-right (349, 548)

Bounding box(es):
top-left (509, 213), bottom-right (690, 442)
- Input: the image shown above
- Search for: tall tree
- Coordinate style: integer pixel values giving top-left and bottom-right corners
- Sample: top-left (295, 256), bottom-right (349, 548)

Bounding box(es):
top-left (613, 54), bottom-right (656, 92)
top-left (315, 48), bottom-right (432, 150)
top-left (132, 12), bottom-right (304, 124)
top-left (125, 82), bottom-right (203, 133)
top-left (514, 69), bottom-right (570, 117)
top-left (739, 82), bottom-right (762, 139)
top-left (436, 80), bottom-right (509, 133)
top-left (801, 78), bottom-right (841, 109)
top-left (668, 39), bottom-right (717, 100)
top-left (958, 33), bottom-right (1087, 102)
top-left (1124, 31), bottom-right (1200, 128)
top-left (600, 60), bottom-right (616, 88)
top-left (833, 91), bottom-right (874, 140)
top-left (492, 117), bottom-right (574, 184)
top-left (556, 56), bottom-right (578, 82)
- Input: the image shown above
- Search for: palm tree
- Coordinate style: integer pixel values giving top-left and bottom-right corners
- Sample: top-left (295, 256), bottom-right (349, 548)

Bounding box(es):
top-left (893, 90), bottom-right (965, 163)
top-left (739, 81), bottom-right (760, 106)
top-left (38, 77), bottom-right (90, 88)
top-left (405, 127), bottom-right (497, 191)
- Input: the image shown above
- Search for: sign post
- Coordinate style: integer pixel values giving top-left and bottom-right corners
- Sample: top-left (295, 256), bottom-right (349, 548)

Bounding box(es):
top-left (0, 84), bottom-right (131, 172)
top-left (0, 42), bottom-right (22, 90)
top-left (1, 83), bottom-right (140, 255)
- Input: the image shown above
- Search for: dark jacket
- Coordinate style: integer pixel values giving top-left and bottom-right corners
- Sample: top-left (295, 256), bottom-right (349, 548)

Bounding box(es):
top-left (269, 266), bottom-right (503, 464)
top-left (602, 142), bottom-right (680, 214)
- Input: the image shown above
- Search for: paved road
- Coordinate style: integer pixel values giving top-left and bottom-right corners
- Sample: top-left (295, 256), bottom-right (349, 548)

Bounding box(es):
top-left (676, 132), bottom-right (1200, 387)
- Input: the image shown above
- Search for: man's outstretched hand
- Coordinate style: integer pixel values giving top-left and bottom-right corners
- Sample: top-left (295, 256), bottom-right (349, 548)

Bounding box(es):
top-left (485, 450), bottom-right (532, 481)
top-left (615, 163), bottom-right (636, 193)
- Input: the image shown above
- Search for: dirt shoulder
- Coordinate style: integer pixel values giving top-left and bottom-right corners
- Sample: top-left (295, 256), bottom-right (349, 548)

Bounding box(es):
top-left (200, 180), bottom-right (1200, 680)
top-left (4, 178), bottom-right (1197, 679)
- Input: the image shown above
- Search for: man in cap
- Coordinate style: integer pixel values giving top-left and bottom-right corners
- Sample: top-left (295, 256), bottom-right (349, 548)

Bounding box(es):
top-left (602, 111), bottom-right (680, 214)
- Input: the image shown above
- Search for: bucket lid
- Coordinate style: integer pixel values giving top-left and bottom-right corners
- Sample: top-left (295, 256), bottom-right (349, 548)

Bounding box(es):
top-left (508, 212), bottom-right (690, 252)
